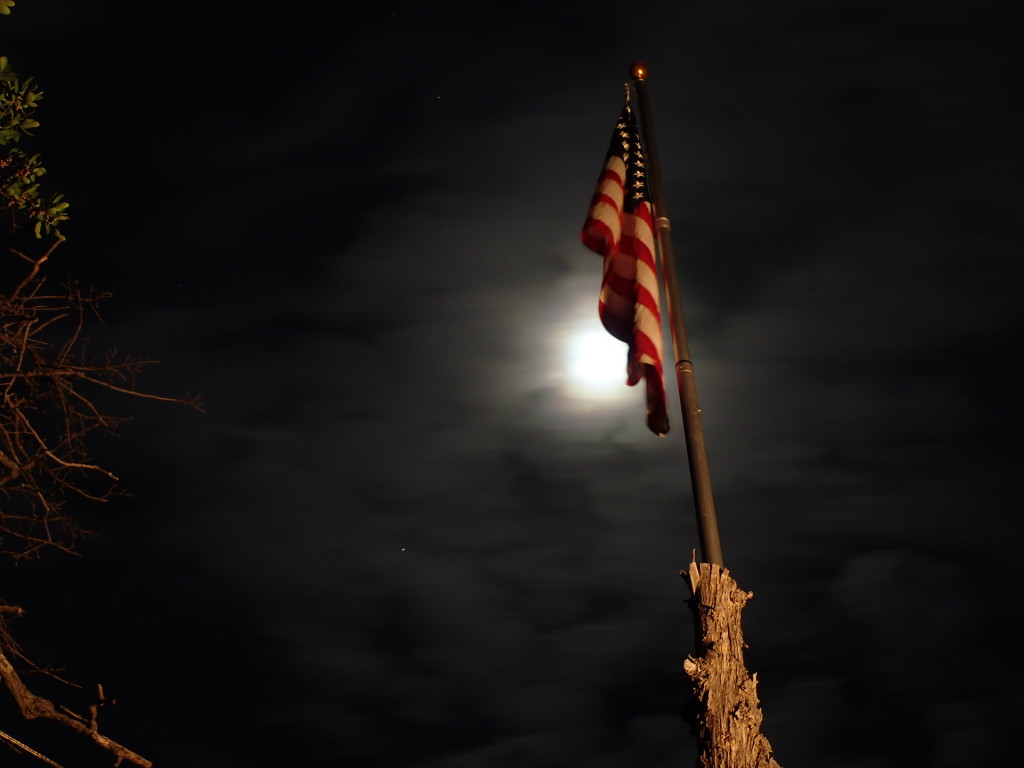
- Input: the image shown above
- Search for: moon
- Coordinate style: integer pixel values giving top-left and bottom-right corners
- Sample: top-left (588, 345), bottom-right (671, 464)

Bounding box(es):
top-left (566, 329), bottom-right (628, 396)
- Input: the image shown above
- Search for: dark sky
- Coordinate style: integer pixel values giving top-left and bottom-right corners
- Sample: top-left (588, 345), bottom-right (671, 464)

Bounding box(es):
top-left (2, 1), bottom-right (1022, 766)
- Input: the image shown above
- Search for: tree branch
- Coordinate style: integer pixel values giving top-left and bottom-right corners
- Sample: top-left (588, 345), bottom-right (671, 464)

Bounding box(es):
top-left (0, 633), bottom-right (152, 767)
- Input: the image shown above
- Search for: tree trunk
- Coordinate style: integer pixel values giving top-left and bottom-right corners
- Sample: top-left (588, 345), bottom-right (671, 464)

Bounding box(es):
top-left (683, 560), bottom-right (781, 768)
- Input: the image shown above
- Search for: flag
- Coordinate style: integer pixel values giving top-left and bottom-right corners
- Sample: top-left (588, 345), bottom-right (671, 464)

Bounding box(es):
top-left (581, 97), bottom-right (669, 435)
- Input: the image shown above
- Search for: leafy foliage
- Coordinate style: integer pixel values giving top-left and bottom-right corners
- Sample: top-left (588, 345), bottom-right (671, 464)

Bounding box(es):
top-left (0, 55), bottom-right (68, 240)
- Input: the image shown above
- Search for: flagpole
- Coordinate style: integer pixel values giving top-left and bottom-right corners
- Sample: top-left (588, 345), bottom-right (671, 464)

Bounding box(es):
top-left (629, 61), bottom-right (724, 567)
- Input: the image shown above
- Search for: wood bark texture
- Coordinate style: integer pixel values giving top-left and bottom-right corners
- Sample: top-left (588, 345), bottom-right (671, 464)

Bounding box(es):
top-left (683, 561), bottom-right (781, 768)
top-left (0, 622), bottom-right (152, 768)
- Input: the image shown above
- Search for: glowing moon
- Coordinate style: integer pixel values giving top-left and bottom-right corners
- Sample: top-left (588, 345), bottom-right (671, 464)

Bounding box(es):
top-left (566, 329), bottom-right (628, 395)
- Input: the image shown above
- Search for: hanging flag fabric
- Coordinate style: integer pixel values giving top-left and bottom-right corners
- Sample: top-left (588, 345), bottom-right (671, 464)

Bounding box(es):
top-left (581, 98), bottom-right (670, 435)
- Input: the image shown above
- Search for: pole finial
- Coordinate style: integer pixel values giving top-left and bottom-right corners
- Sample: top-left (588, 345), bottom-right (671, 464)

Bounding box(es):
top-left (629, 61), bottom-right (649, 81)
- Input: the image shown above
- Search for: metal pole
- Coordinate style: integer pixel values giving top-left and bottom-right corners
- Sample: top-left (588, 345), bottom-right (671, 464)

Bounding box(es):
top-left (630, 61), bottom-right (724, 567)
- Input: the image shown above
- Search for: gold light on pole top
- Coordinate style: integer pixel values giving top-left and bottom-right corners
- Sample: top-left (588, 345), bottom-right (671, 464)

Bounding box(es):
top-left (629, 61), bottom-right (649, 81)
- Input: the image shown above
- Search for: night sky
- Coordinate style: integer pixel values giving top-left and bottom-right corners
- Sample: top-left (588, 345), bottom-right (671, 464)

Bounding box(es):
top-left (2, 1), bottom-right (1021, 766)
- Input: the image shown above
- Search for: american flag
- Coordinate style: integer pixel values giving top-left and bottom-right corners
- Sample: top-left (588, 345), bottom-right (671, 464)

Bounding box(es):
top-left (581, 99), bottom-right (670, 436)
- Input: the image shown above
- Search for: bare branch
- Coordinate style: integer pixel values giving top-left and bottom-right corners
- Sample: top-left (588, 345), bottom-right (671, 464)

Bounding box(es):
top-left (10, 240), bottom-right (61, 299)
top-left (0, 642), bottom-right (152, 767)
top-left (0, 727), bottom-right (66, 767)
top-left (1, 250), bottom-right (198, 557)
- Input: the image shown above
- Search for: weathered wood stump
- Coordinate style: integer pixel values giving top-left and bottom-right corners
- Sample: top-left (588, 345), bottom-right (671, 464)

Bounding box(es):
top-left (683, 561), bottom-right (781, 768)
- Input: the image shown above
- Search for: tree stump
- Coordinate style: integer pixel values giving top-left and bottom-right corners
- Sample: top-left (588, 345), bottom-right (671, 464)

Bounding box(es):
top-left (683, 561), bottom-right (781, 768)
